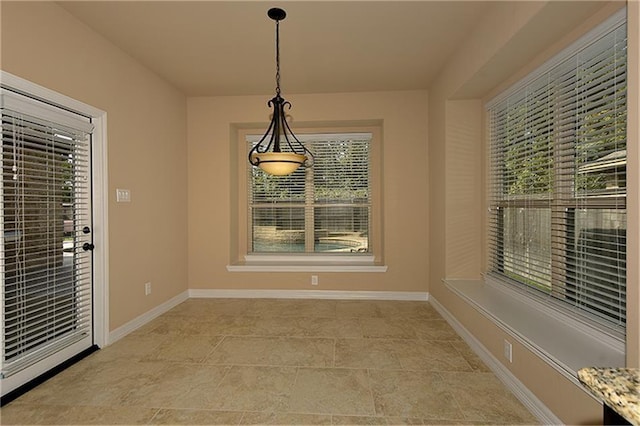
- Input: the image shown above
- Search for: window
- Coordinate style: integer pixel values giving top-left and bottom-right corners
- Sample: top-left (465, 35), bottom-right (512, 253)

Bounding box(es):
top-left (486, 11), bottom-right (627, 332)
top-left (247, 132), bottom-right (373, 255)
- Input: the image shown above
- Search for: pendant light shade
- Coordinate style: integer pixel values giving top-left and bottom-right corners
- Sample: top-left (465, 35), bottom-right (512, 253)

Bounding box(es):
top-left (250, 152), bottom-right (307, 176)
top-left (248, 8), bottom-right (313, 176)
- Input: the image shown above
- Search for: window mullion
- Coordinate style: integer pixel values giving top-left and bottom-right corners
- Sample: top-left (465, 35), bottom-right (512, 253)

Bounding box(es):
top-left (304, 161), bottom-right (315, 252)
top-left (551, 71), bottom-right (575, 301)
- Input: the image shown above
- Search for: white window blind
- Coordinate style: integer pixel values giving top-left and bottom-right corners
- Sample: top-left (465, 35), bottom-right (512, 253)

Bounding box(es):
top-left (1, 92), bottom-right (94, 378)
top-left (248, 133), bottom-right (371, 254)
top-left (487, 11), bottom-right (627, 332)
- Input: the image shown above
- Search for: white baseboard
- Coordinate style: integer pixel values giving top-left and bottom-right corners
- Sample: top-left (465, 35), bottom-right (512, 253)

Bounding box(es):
top-left (429, 295), bottom-right (562, 426)
top-left (107, 291), bottom-right (189, 345)
top-left (188, 288), bottom-right (429, 301)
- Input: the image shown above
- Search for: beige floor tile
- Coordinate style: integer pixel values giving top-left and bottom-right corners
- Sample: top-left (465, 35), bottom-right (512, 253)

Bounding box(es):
top-left (90, 333), bottom-right (170, 361)
top-left (0, 404), bottom-right (70, 425)
top-left (368, 370), bottom-right (464, 419)
top-left (136, 313), bottom-right (257, 336)
top-left (250, 316), bottom-right (363, 338)
top-left (0, 403), bottom-right (158, 425)
top-left (359, 318), bottom-right (418, 339)
top-left (288, 367), bottom-right (376, 416)
top-left (144, 335), bottom-right (223, 362)
top-left (207, 365), bottom-right (298, 412)
top-left (335, 300), bottom-right (384, 318)
top-left (167, 298), bottom-right (253, 317)
top-left (384, 416), bottom-right (425, 425)
top-left (296, 317), bottom-right (364, 338)
top-left (424, 303), bottom-right (446, 319)
top-left (248, 299), bottom-right (338, 318)
top-left (332, 414), bottom-right (389, 425)
top-left (133, 315), bottom-right (205, 335)
top-left (336, 300), bottom-right (440, 320)
top-left (421, 419), bottom-right (482, 425)
top-left (407, 319), bottom-right (462, 341)
top-left (334, 339), bottom-right (402, 370)
top-left (206, 336), bottom-right (335, 367)
top-left (206, 315), bottom-right (263, 335)
top-left (240, 411), bottom-right (332, 425)
top-left (439, 372), bottom-right (539, 424)
top-left (248, 317), bottom-right (308, 336)
top-left (16, 360), bottom-right (165, 407)
top-left (120, 363), bottom-right (231, 409)
top-left (375, 301), bottom-right (441, 319)
top-left (59, 405), bottom-right (158, 424)
top-left (391, 340), bottom-right (474, 372)
top-left (149, 408), bottom-right (244, 425)
top-left (449, 341), bottom-right (492, 373)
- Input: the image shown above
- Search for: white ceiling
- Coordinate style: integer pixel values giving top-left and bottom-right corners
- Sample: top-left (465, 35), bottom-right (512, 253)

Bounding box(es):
top-left (57, 1), bottom-right (611, 98)
top-left (57, 1), bottom-right (492, 97)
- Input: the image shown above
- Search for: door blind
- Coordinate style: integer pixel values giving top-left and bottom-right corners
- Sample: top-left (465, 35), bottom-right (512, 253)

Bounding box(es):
top-left (1, 92), bottom-right (94, 378)
top-left (487, 13), bottom-right (627, 331)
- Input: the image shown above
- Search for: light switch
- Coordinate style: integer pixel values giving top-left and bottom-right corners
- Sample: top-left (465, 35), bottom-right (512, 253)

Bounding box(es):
top-left (116, 188), bottom-right (131, 203)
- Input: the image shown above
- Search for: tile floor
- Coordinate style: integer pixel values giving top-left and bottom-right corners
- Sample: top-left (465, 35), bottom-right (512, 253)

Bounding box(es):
top-left (1, 298), bottom-right (539, 425)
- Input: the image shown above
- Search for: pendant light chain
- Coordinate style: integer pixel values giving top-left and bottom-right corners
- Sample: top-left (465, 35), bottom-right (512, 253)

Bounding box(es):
top-left (275, 19), bottom-right (281, 97)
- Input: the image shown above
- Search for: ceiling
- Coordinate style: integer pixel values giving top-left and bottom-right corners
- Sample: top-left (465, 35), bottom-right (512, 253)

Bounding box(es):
top-left (57, 1), bottom-right (492, 97)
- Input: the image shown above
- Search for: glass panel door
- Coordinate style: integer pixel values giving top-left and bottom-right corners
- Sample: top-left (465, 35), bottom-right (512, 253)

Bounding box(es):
top-left (1, 90), bottom-right (94, 396)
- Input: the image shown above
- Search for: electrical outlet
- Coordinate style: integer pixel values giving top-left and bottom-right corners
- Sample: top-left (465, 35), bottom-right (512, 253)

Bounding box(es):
top-left (311, 275), bottom-right (318, 286)
top-left (116, 188), bottom-right (131, 203)
top-left (503, 339), bottom-right (513, 363)
top-left (145, 282), bottom-right (152, 295)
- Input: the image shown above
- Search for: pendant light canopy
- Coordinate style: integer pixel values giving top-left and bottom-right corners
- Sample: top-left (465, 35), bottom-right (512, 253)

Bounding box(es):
top-left (248, 7), bottom-right (313, 176)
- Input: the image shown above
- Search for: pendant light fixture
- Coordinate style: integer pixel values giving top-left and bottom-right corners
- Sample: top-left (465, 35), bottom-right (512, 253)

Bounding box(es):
top-left (248, 7), bottom-right (313, 176)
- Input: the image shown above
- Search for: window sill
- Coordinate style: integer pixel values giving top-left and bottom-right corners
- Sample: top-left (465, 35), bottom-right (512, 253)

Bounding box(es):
top-left (443, 278), bottom-right (625, 384)
top-left (227, 254), bottom-right (388, 272)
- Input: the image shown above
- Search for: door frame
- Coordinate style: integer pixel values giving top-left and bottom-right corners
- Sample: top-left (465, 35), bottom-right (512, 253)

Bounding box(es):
top-left (1, 70), bottom-right (109, 351)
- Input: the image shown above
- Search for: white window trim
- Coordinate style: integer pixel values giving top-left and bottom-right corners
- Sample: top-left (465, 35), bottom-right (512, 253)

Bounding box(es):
top-left (230, 124), bottom-right (386, 272)
top-left (227, 253), bottom-right (387, 272)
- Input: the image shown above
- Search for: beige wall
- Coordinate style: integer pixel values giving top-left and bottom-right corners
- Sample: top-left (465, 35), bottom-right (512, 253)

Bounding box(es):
top-left (0, 1), bottom-right (188, 330)
top-left (2, 0), bottom-right (638, 422)
top-left (188, 91), bottom-right (429, 292)
top-left (444, 100), bottom-right (483, 279)
top-left (429, 1), bottom-right (636, 424)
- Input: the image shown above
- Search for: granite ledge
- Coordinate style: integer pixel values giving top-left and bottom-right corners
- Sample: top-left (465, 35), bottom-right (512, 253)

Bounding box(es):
top-left (578, 367), bottom-right (640, 425)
